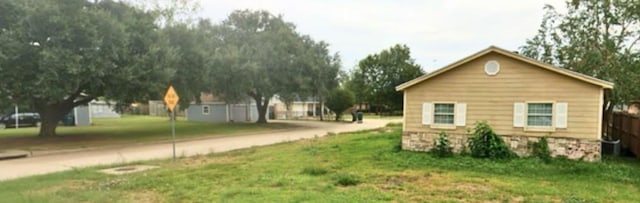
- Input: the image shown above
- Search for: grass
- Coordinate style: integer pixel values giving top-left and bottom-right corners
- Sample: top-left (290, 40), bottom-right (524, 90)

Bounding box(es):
top-left (1, 123), bottom-right (639, 202)
top-left (0, 115), bottom-right (297, 151)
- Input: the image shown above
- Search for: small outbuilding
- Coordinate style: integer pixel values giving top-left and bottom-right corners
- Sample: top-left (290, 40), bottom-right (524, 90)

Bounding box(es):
top-left (396, 46), bottom-right (613, 161)
top-left (89, 101), bottom-right (121, 118)
top-left (62, 105), bottom-right (91, 126)
top-left (186, 94), bottom-right (266, 123)
top-left (73, 105), bottom-right (91, 126)
top-left (186, 102), bottom-right (262, 123)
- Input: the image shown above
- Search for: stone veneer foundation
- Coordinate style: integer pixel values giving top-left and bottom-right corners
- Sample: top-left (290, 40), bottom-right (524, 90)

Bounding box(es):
top-left (402, 131), bottom-right (601, 161)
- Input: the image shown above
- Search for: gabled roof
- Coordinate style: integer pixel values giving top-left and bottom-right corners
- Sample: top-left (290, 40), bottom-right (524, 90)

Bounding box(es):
top-left (395, 46), bottom-right (614, 91)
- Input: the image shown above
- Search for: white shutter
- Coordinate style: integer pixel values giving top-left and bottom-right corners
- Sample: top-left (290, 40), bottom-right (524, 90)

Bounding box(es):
top-left (422, 103), bottom-right (432, 125)
top-left (455, 103), bottom-right (467, 126)
top-left (555, 102), bottom-right (568, 128)
top-left (513, 103), bottom-right (525, 127)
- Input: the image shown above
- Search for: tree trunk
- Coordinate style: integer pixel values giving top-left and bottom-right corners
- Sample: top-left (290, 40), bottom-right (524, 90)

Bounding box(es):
top-left (227, 104), bottom-right (233, 122)
top-left (601, 90), bottom-right (615, 140)
top-left (285, 101), bottom-right (292, 119)
top-left (603, 100), bottom-right (614, 139)
top-left (606, 104), bottom-right (614, 138)
top-left (319, 95), bottom-right (324, 121)
top-left (252, 94), bottom-right (270, 124)
top-left (36, 104), bottom-right (71, 137)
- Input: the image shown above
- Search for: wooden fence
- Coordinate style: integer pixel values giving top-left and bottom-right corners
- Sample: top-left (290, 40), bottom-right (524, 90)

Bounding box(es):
top-left (611, 112), bottom-right (640, 158)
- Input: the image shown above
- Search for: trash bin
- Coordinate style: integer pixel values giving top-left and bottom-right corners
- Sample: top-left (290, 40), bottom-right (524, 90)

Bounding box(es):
top-left (351, 112), bottom-right (357, 122)
top-left (62, 114), bottom-right (75, 126)
top-left (357, 112), bottom-right (363, 124)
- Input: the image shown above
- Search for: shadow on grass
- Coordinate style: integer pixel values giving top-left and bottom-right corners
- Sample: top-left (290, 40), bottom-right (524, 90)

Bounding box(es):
top-left (0, 116), bottom-right (300, 151)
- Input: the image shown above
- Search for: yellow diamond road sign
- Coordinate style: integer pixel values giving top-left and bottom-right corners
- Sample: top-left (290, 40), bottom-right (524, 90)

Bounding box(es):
top-left (164, 85), bottom-right (179, 112)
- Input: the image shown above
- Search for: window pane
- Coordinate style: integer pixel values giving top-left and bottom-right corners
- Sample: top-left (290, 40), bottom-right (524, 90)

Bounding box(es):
top-left (528, 103), bottom-right (552, 114)
top-left (527, 103), bottom-right (552, 127)
top-left (527, 115), bottom-right (552, 126)
top-left (434, 115), bottom-right (454, 124)
top-left (434, 104), bottom-right (454, 114)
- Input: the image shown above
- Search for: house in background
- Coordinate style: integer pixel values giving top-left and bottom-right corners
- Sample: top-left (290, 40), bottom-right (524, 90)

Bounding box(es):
top-left (187, 93), bottom-right (337, 122)
top-left (270, 95), bottom-right (324, 119)
top-left (186, 93), bottom-right (265, 123)
top-left (396, 46), bottom-right (613, 161)
top-left (148, 100), bottom-right (165, 116)
top-left (89, 101), bottom-right (121, 118)
top-left (148, 100), bottom-right (185, 117)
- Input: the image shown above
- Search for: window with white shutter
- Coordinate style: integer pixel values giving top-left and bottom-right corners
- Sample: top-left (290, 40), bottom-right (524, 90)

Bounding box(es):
top-left (423, 102), bottom-right (467, 128)
top-left (514, 101), bottom-right (566, 132)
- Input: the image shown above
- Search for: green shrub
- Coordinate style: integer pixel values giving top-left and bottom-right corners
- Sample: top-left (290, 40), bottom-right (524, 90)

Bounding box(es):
top-left (430, 131), bottom-right (453, 157)
top-left (301, 166), bottom-right (329, 176)
top-left (529, 136), bottom-right (552, 163)
top-left (325, 88), bottom-right (355, 121)
top-left (467, 121), bottom-right (516, 159)
top-left (334, 173), bottom-right (361, 186)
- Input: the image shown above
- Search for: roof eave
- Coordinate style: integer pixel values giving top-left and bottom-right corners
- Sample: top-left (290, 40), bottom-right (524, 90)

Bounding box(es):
top-left (396, 46), bottom-right (615, 91)
top-left (395, 47), bottom-right (497, 91)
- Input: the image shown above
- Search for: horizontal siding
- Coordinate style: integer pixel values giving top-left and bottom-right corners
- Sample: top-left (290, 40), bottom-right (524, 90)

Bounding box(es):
top-left (405, 53), bottom-right (602, 140)
top-left (187, 104), bottom-right (227, 123)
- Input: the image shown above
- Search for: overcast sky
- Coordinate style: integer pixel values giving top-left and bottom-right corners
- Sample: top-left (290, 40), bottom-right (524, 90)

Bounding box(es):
top-left (196, 0), bottom-right (567, 72)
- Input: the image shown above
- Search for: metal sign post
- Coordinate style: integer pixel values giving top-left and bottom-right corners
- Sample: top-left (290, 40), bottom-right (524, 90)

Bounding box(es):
top-left (14, 105), bottom-right (18, 129)
top-left (164, 85), bottom-right (180, 161)
top-left (171, 110), bottom-right (176, 160)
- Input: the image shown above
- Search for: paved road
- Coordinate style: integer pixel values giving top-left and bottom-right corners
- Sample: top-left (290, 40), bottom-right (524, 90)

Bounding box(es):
top-left (0, 119), bottom-right (399, 181)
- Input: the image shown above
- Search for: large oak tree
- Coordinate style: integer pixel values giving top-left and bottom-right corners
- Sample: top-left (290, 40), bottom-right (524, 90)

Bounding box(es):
top-left (212, 10), bottom-right (341, 123)
top-left (0, 0), bottom-right (175, 136)
top-left (520, 0), bottom-right (640, 138)
top-left (348, 44), bottom-right (424, 112)
top-left (164, 20), bottom-right (220, 108)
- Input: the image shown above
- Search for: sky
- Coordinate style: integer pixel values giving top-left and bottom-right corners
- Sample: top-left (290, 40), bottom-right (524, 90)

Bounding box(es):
top-left (195, 0), bottom-right (567, 72)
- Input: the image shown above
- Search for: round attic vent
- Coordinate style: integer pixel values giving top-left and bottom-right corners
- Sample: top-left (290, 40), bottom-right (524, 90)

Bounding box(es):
top-left (484, 60), bottom-right (500, 76)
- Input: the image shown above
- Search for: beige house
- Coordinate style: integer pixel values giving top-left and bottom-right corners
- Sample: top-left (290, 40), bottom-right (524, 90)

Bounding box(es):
top-left (396, 46), bottom-right (613, 161)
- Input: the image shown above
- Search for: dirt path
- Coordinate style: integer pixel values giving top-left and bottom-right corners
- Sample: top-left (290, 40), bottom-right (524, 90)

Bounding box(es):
top-left (0, 119), bottom-right (400, 181)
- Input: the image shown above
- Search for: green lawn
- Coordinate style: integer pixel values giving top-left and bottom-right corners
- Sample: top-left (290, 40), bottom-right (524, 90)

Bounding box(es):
top-left (1, 124), bottom-right (639, 202)
top-left (0, 115), bottom-right (298, 151)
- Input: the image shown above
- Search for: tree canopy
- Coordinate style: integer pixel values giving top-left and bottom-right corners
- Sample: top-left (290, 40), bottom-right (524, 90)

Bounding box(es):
top-left (325, 87), bottom-right (355, 121)
top-left (211, 10), bottom-right (341, 123)
top-left (347, 44), bottom-right (424, 112)
top-left (0, 0), bottom-right (175, 136)
top-left (520, 0), bottom-right (640, 138)
top-left (520, 0), bottom-right (640, 107)
top-left (164, 20), bottom-right (218, 108)
top-left (0, 1), bottom-right (343, 137)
